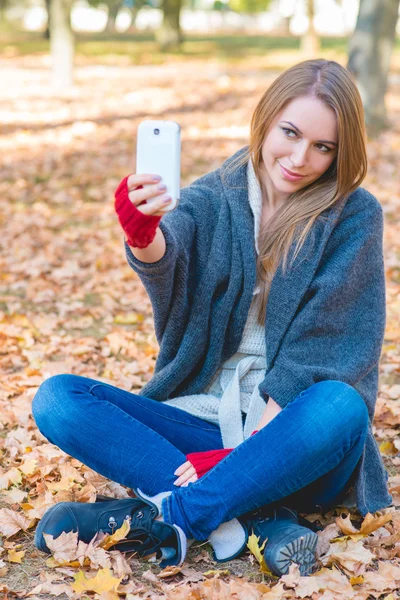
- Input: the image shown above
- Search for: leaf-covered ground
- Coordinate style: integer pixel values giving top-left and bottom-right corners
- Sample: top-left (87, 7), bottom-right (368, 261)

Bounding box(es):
top-left (0, 41), bottom-right (400, 599)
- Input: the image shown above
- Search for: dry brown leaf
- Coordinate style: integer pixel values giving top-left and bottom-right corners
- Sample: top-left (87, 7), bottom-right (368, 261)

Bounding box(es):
top-left (76, 538), bottom-right (111, 569)
top-left (27, 581), bottom-right (73, 598)
top-left (0, 508), bottom-right (35, 537)
top-left (359, 512), bottom-right (393, 534)
top-left (157, 564), bottom-right (182, 578)
top-left (316, 522), bottom-right (342, 557)
top-left (141, 569), bottom-right (161, 585)
top-left (108, 550), bottom-right (132, 578)
top-left (1, 488), bottom-right (27, 505)
top-left (0, 468), bottom-right (22, 490)
top-left (0, 559), bottom-right (8, 577)
top-left (320, 539), bottom-right (373, 575)
top-left (336, 514), bottom-right (360, 535)
top-left (43, 531), bottom-right (79, 564)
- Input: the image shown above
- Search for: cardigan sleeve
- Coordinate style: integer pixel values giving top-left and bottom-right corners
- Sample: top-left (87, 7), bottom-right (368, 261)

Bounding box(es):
top-left (258, 197), bottom-right (386, 410)
top-left (124, 174), bottom-right (217, 344)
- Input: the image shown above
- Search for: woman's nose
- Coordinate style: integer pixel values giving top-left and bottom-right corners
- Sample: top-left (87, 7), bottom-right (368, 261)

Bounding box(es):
top-left (290, 142), bottom-right (308, 168)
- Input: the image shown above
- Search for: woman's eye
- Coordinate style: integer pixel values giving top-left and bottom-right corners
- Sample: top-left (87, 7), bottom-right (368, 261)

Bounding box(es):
top-left (282, 127), bottom-right (297, 138)
top-left (315, 143), bottom-right (331, 153)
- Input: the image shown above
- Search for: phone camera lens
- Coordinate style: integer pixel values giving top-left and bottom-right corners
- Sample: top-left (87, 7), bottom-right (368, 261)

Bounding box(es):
top-left (154, 128), bottom-right (160, 135)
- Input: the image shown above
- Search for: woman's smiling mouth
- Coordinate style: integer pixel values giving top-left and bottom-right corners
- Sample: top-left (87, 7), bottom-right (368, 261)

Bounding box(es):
top-left (278, 161), bottom-right (306, 181)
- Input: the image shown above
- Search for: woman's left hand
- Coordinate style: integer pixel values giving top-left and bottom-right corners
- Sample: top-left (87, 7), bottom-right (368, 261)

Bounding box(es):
top-left (173, 460), bottom-right (198, 487)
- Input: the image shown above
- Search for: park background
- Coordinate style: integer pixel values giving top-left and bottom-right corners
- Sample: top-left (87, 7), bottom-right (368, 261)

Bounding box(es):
top-left (1, 0), bottom-right (400, 598)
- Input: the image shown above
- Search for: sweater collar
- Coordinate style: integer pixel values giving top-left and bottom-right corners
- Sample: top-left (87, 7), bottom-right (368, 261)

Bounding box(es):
top-left (247, 158), bottom-right (262, 257)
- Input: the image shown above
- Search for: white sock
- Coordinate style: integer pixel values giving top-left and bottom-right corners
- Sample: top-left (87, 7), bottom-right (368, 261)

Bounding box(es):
top-left (208, 518), bottom-right (247, 561)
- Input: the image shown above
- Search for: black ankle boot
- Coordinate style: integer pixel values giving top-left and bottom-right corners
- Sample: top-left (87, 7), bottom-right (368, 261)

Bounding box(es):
top-left (244, 505), bottom-right (319, 576)
top-left (34, 497), bottom-right (186, 567)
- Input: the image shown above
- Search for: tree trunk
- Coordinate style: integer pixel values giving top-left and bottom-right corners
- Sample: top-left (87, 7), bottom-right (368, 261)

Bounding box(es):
top-left (155, 0), bottom-right (182, 51)
top-left (128, 0), bottom-right (147, 31)
top-left (44, 0), bottom-right (51, 39)
top-left (0, 0), bottom-right (8, 23)
top-left (105, 1), bottom-right (122, 32)
top-left (301, 0), bottom-right (320, 56)
top-left (348, 0), bottom-right (400, 136)
top-left (50, 0), bottom-right (75, 89)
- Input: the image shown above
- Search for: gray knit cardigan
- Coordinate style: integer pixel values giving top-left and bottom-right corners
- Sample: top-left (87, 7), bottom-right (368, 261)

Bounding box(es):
top-left (125, 146), bottom-right (392, 517)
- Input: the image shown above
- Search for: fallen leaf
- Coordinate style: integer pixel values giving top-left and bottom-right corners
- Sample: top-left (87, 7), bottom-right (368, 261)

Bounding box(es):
top-left (72, 567), bottom-right (122, 594)
top-left (379, 440), bottom-right (398, 455)
top-left (158, 564), bottom-right (182, 578)
top-left (1, 488), bottom-right (27, 505)
top-left (336, 514), bottom-right (360, 535)
top-left (203, 569), bottom-right (230, 577)
top-left (360, 512), bottom-right (393, 534)
top-left (247, 531), bottom-right (275, 576)
top-left (0, 508), bottom-right (35, 537)
top-left (320, 538), bottom-right (374, 575)
top-left (7, 549), bottom-right (25, 563)
top-left (43, 531), bottom-right (79, 564)
top-left (99, 517), bottom-right (131, 550)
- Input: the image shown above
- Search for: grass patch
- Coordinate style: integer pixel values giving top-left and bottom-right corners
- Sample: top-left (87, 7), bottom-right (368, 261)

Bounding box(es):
top-left (0, 28), bottom-right (351, 64)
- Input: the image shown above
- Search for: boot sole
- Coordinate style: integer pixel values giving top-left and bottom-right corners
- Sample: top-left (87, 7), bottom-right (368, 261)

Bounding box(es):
top-left (264, 528), bottom-right (318, 576)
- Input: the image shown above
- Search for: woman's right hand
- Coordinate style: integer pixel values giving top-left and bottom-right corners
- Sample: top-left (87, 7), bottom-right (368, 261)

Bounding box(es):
top-left (126, 173), bottom-right (173, 217)
top-left (114, 174), bottom-right (172, 248)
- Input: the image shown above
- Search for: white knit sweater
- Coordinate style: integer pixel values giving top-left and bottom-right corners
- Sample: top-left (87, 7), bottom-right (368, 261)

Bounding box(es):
top-left (164, 160), bottom-right (268, 448)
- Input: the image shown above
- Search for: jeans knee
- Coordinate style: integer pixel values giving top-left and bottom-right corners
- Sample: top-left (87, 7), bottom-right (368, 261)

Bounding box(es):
top-left (32, 374), bottom-right (78, 441)
top-left (302, 380), bottom-right (369, 436)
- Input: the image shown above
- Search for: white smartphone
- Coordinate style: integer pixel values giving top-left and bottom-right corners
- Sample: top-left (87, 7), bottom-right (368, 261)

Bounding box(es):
top-left (136, 120), bottom-right (181, 213)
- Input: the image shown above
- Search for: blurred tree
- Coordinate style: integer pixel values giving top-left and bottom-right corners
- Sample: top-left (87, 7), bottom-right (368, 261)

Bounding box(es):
top-left (88, 0), bottom-right (128, 31)
top-left (155, 0), bottom-right (182, 50)
top-left (348, 0), bottom-right (400, 136)
top-left (44, 0), bottom-right (51, 38)
top-left (50, 0), bottom-right (74, 88)
top-left (0, 0), bottom-right (8, 22)
top-left (301, 0), bottom-right (319, 55)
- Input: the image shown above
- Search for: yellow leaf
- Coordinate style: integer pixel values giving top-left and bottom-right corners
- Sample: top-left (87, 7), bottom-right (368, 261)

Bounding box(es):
top-left (46, 556), bottom-right (82, 569)
top-left (100, 518), bottom-right (130, 550)
top-left (114, 313), bottom-right (143, 325)
top-left (330, 534), bottom-right (366, 542)
top-left (72, 568), bottom-right (122, 594)
top-left (247, 532), bottom-right (267, 565)
top-left (350, 575), bottom-right (364, 585)
top-left (203, 569), bottom-right (230, 578)
top-left (379, 441), bottom-right (398, 455)
top-left (246, 532), bottom-right (275, 576)
top-left (7, 549), bottom-right (25, 564)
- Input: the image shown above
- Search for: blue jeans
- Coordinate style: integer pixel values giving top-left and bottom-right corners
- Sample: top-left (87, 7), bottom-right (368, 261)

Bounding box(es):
top-left (32, 375), bottom-right (368, 541)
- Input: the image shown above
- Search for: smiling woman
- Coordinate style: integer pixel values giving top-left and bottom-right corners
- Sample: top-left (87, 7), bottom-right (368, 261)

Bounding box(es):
top-left (32, 59), bottom-right (391, 580)
top-left (223, 60), bottom-right (368, 326)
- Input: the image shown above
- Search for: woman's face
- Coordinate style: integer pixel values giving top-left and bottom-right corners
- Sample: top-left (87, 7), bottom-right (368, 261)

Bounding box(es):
top-left (260, 96), bottom-right (338, 200)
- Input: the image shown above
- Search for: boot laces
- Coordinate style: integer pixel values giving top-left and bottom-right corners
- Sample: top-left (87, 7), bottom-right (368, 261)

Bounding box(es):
top-left (107, 503), bottom-right (159, 552)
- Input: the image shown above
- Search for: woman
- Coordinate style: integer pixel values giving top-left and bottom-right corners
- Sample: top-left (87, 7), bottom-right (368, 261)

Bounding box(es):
top-left (32, 59), bottom-right (392, 577)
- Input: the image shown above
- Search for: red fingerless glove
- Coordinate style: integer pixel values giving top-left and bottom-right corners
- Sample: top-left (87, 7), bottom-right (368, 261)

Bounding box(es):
top-left (186, 448), bottom-right (232, 478)
top-left (114, 176), bottom-right (162, 249)
top-left (186, 430), bottom-right (259, 479)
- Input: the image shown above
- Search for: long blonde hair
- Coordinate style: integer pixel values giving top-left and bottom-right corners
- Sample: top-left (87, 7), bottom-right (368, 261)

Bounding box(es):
top-left (224, 59), bottom-right (367, 325)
